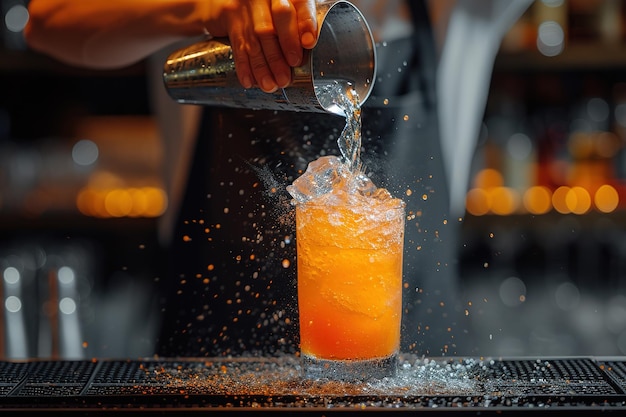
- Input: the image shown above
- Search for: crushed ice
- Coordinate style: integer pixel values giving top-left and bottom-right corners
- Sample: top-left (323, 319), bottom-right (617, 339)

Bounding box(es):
top-left (287, 81), bottom-right (397, 206)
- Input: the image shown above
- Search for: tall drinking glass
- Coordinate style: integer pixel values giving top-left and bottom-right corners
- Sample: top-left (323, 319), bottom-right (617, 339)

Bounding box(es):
top-left (296, 199), bottom-right (404, 380)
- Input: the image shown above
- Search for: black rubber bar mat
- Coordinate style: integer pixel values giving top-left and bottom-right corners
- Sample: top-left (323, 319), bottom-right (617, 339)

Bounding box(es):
top-left (1, 355), bottom-right (626, 415)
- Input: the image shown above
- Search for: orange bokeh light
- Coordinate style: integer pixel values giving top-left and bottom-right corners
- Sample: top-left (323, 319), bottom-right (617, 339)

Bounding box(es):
top-left (595, 184), bottom-right (619, 213)
top-left (567, 186), bottom-right (591, 215)
top-left (490, 187), bottom-right (519, 216)
top-left (523, 186), bottom-right (552, 215)
top-left (76, 186), bottom-right (167, 218)
top-left (466, 188), bottom-right (491, 216)
top-left (473, 168), bottom-right (504, 189)
top-left (552, 186), bottom-right (571, 214)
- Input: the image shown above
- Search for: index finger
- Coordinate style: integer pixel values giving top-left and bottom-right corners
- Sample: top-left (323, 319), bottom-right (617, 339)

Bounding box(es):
top-left (292, 0), bottom-right (317, 49)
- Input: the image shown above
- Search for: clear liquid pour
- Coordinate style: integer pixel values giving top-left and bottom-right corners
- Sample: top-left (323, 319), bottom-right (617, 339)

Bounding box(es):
top-left (314, 81), bottom-right (363, 173)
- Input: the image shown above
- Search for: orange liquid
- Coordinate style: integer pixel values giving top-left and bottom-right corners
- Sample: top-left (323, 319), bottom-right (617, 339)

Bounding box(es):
top-left (296, 201), bottom-right (404, 360)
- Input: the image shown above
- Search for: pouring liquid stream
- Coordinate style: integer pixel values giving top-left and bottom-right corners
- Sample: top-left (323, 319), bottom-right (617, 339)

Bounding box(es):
top-left (314, 81), bottom-right (363, 173)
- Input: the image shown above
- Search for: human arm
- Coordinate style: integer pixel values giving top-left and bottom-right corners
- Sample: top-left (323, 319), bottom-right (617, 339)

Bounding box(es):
top-left (25, 0), bottom-right (318, 92)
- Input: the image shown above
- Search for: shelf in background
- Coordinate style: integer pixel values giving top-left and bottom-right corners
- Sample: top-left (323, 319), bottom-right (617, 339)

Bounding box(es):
top-left (496, 42), bottom-right (626, 72)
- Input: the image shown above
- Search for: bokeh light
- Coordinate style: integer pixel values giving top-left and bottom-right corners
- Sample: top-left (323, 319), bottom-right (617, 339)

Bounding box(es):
top-left (587, 98), bottom-right (610, 123)
top-left (4, 4), bottom-right (29, 33)
top-left (72, 139), bottom-right (99, 166)
top-left (58, 266), bottom-right (75, 285)
top-left (3, 266), bottom-right (20, 285)
top-left (466, 188), bottom-right (490, 216)
top-left (499, 276), bottom-right (527, 307)
top-left (552, 186), bottom-right (571, 214)
top-left (76, 186), bottom-right (167, 218)
top-left (555, 282), bottom-right (580, 311)
top-left (523, 186), bottom-right (552, 215)
top-left (615, 103), bottom-right (626, 128)
top-left (5, 295), bottom-right (22, 313)
top-left (541, 0), bottom-right (564, 7)
top-left (506, 133), bottom-right (533, 161)
top-left (490, 187), bottom-right (520, 216)
top-left (474, 168), bottom-right (504, 188)
top-left (594, 184), bottom-right (619, 213)
top-left (567, 186), bottom-right (591, 215)
top-left (537, 21), bottom-right (565, 57)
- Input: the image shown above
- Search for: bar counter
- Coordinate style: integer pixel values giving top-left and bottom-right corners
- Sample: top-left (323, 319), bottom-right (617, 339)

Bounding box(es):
top-left (1, 355), bottom-right (626, 415)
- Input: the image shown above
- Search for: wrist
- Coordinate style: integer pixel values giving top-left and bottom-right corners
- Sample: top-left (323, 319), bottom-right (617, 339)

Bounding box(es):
top-left (155, 0), bottom-right (216, 38)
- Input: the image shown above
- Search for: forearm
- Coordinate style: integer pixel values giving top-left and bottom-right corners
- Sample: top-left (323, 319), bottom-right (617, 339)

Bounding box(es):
top-left (26, 0), bottom-right (318, 92)
top-left (25, 0), bottom-right (210, 69)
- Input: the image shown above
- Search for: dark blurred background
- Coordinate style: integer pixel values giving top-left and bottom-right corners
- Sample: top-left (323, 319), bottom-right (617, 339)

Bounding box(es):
top-left (2, 0), bottom-right (626, 359)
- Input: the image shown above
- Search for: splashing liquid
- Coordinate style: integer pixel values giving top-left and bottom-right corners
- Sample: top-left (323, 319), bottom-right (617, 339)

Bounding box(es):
top-left (288, 81), bottom-right (397, 203)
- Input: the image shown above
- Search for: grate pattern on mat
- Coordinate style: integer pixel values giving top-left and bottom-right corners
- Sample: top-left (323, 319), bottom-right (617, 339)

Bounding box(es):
top-left (475, 358), bottom-right (619, 396)
top-left (0, 356), bottom-right (625, 411)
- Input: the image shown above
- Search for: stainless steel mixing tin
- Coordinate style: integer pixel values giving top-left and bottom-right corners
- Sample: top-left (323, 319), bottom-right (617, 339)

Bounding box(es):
top-left (162, 1), bottom-right (376, 115)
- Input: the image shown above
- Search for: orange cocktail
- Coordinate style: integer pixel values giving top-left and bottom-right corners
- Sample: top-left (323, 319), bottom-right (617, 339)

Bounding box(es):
top-left (296, 192), bottom-right (404, 379)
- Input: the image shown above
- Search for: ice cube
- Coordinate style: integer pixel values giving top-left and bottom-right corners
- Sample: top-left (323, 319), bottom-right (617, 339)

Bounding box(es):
top-left (351, 172), bottom-right (378, 196)
top-left (286, 155), bottom-right (348, 203)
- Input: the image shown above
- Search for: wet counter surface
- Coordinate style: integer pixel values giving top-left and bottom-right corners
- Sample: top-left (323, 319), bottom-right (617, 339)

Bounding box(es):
top-left (1, 355), bottom-right (626, 415)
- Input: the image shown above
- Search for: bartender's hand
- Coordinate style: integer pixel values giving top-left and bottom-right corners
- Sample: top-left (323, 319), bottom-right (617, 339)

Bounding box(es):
top-left (206, 0), bottom-right (318, 93)
top-left (25, 0), bottom-right (317, 88)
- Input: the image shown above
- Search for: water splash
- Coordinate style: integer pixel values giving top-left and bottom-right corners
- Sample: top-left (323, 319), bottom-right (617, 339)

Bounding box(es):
top-left (150, 354), bottom-right (478, 398)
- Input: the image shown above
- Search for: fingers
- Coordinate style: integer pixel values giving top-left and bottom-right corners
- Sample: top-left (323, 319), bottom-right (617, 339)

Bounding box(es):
top-left (228, 17), bottom-right (256, 90)
top-left (272, 0), bottom-right (302, 67)
top-left (292, 0), bottom-right (317, 49)
top-left (231, 38), bottom-right (255, 90)
top-left (251, 0), bottom-right (291, 91)
top-left (228, 2), bottom-right (280, 93)
top-left (227, 0), bottom-right (318, 92)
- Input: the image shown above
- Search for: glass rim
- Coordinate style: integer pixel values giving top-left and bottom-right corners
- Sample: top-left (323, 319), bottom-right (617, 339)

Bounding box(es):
top-left (293, 199), bottom-right (405, 210)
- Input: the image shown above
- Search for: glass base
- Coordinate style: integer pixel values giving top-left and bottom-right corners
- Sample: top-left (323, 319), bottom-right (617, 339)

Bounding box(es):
top-left (301, 353), bottom-right (397, 381)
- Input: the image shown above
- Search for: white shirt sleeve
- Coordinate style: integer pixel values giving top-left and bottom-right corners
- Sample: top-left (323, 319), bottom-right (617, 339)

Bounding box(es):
top-left (437, 0), bottom-right (533, 216)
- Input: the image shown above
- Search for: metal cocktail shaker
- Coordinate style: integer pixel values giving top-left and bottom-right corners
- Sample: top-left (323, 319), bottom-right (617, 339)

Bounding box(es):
top-left (162, 1), bottom-right (376, 115)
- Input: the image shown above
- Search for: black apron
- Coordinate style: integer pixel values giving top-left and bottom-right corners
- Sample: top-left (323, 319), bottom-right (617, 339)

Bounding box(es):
top-left (157, 1), bottom-right (471, 357)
